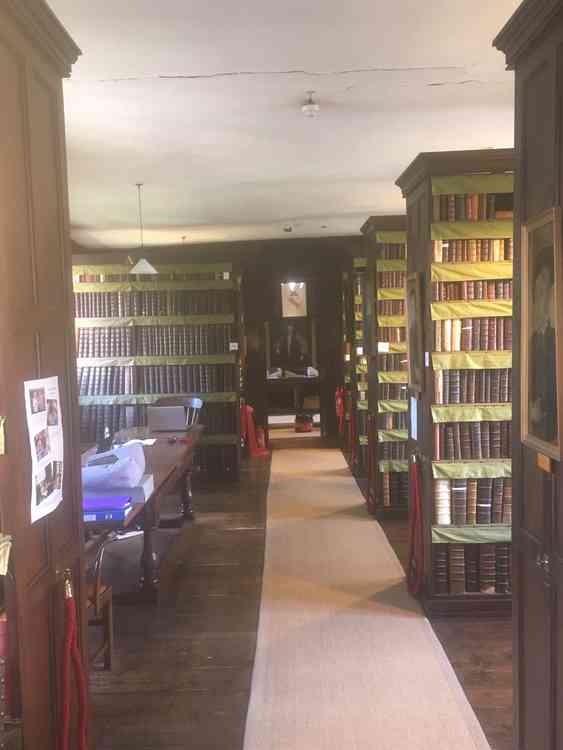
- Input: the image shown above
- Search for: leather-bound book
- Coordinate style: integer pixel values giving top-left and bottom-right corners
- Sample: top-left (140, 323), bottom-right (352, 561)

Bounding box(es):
top-left (471, 422), bottom-right (482, 459)
top-left (480, 318), bottom-right (489, 350)
top-left (435, 321), bottom-right (442, 352)
top-left (449, 544), bottom-right (466, 594)
top-left (504, 318), bottom-right (513, 350)
top-left (488, 318), bottom-right (497, 351)
top-left (481, 422), bottom-right (491, 459)
top-left (491, 369), bottom-right (501, 403)
top-left (492, 478), bottom-right (505, 523)
top-left (477, 479), bottom-right (493, 525)
top-left (450, 370), bottom-right (461, 404)
top-left (442, 371), bottom-right (450, 405)
top-left (479, 544), bottom-right (497, 593)
top-left (461, 423), bottom-right (472, 459)
top-left (445, 425), bottom-right (455, 459)
top-left (433, 546), bottom-right (449, 595)
top-left (495, 544), bottom-right (511, 594)
top-left (443, 320), bottom-right (452, 352)
top-left (471, 319), bottom-right (481, 351)
top-left (452, 320), bottom-right (462, 351)
top-left (434, 479), bottom-right (452, 525)
top-left (502, 479), bottom-right (512, 525)
top-left (467, 480), bottom-right (478, 524)
top-left (490, 422), bottom-right (502, 458)
top-left (465, 545), bottom-right (480, 592)
top-left (452, 480), bottom-right (468, 524)
top-left (467, 370), bottom-right (476, 404)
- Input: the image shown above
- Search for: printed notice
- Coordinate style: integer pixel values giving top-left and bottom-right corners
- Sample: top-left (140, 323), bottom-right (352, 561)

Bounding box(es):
top-left (24, 376), bottom-right (64, 523)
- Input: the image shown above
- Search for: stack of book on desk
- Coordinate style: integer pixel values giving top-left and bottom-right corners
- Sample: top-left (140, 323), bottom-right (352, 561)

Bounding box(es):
top-left (83, 495), bottom-right (133, 523)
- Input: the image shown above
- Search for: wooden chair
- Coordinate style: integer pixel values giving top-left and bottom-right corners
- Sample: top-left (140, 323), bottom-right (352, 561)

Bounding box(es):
top-left (86, 544), bottom-right (113, 670)
top-left (154, 397), bottom-right (203, 525)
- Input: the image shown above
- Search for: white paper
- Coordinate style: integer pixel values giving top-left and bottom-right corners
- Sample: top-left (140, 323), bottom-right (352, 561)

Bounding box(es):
top-left (24, 376), bottom-right (64, 523)
top-left (281, 282), bottom-right (307, 318)
top-left (410, 396), bottom-right (418, 441)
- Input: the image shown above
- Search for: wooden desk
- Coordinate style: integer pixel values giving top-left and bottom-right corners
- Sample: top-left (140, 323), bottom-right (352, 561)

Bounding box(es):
top-left (84, 425), bottom-right (203, 601)
top-left (266, 376), bottom-right (320, 415)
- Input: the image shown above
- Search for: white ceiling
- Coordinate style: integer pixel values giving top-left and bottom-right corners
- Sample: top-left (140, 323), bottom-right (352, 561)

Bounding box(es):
top-left (49, 0), bottom-right (520, 249)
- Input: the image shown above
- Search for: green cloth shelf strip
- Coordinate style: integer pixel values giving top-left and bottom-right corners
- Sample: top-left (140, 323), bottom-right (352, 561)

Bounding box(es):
top-left (377, 288), bottom-right (405, 301)
top-left (375, 230), bottom-right (407, 243)
top-left (378, 371), bottom-right (408, 384)
top-left (378, 315), bottom-right (406, 327)
top-left (431, 260), bottom-right (513, 282)
top-left (79, 392), bottom-right (237, 406)
top-left (432, 459), bottom-right (511, 479)
top-left (353, 257), bottom-right (368, 269)
top-left (431, 403), bottom-right (512, 423)
top-left (376, 259), bottom-right (407, 272)
top-left (77, 353), bottom-right (236, 367)
top-left (74, 280), bottom-right (234, 293)
top-left (430, 173), bottom-right (514, 195)
top-left (379, 459), bottom-right (408, 473)
top-left (357, 402), bottom-right (368, 411)
top-left (75, 314), bottom-right (235, 328)
top-left (377, 342), bottom-right (407, 353)
top-left (431, 524), bottom-right (512, 544)
top-left (430, 299), bottom-right (512, 320)
top-left (431, 351), bottom-right (512, 370)
top-left (431, 220), bottom-right (513, 241)
top-left (378, 400), bottom-right (409, 413)
top-left (73, 262), bottom-right (232, 275)
top-left (359, 435), bottom-right (368, 446)
top-left (378, 429), bottom-right (408, 443)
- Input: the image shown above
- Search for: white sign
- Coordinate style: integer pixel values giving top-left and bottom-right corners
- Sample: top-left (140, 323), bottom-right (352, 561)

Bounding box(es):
top-left (281, 282), bottom-right (307, 318)
top-left (24, 376), bottom-right (64, 523)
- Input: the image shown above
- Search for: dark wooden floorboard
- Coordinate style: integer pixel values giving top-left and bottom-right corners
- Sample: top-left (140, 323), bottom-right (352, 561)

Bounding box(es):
top-left (380, 517), bottom-right (513, 750)
top-left (90, 457), bottom-right (270, 750)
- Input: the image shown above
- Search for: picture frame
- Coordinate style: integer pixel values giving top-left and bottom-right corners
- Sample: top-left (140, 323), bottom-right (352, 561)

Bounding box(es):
top-left (281, 281), bottom-right (307, 318)
top-left (406, 272), bottom-right (423, 393)
top-left (265, 317), bottom-right (317, 375)
top-left (521, 207), bottom-right (562, 460)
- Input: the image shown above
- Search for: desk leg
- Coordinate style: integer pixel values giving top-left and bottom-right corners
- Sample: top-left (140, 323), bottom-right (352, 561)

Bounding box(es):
top-left (140, 505), bottom-right (159, 598)
top-left (182, 471), bottom-right (195, 521)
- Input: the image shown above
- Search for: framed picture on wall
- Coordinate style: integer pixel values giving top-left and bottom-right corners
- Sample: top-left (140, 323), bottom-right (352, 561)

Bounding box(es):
top-left (406, 272), bottom-right (423, 393)
top-left (522, 208), bottom-right (562, 460)
top-left (266, 318), bottom-right (317, 375)
top-left (281, 281), bottom-right (307, 318)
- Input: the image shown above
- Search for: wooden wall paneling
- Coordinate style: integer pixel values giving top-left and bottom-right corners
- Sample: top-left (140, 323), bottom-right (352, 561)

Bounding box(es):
top-left (495, 5), bottom-right (563, 747)
top-left (0, 4), bottom-right (82, 747)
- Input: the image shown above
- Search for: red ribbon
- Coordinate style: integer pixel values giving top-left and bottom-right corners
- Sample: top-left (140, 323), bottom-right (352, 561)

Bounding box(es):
top-left (407, 457), bottom-right (424, 596)
top-left (60, 590), bottom-right (88, 750)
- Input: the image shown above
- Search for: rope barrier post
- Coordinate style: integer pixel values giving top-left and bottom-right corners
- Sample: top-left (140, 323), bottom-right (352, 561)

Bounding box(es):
top-left (60, 570), bottom-right (88, 750)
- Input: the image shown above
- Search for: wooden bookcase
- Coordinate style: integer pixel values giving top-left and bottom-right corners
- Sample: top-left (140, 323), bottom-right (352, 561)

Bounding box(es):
top-left (352, 256), bottom-right (369, 483)
top-left (72, 261), bottom-right (242, 479)
top-left (396, 149), bottom-right (514, 615)
top-left (340, 267), bottom-right (355, 460)
top-left (362, 216), bottom-right (409, 519)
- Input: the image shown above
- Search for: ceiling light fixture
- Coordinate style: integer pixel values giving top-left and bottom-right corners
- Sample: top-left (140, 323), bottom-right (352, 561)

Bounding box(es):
top-left (129, 183), bottom-right (158, 275)
top-left (301, 90), bottom-right (320, 118)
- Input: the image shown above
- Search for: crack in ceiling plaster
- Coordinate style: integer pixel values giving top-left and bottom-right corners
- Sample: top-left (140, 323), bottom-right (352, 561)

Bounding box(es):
top-left (68, 64), bottom-right (466, 84)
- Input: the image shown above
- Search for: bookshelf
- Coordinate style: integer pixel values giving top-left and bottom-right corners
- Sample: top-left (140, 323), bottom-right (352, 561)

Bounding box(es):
top-left (396, 149), bottom-right (514, 615)
top-left (73, 262), bottom-right (242, 479)
top-left (362, 216), bottom-right (409, 518)
top-left (351, 257), bottom-right (369, 483)
top-left (340, 268), bottom-right (355, 460)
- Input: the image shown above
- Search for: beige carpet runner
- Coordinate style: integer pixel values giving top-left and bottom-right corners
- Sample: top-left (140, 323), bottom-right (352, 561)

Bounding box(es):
top-left (243, 438), bottom-right (490, 750)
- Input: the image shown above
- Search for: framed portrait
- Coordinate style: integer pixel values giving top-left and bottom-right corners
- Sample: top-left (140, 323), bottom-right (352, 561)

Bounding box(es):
top-left (406, 272), bottom-right (423, 393)
top-left (265, 318), bottom-right (317, 375)
top-left (522, 207), bottom-right (562, 460)
top-left (281, 281), bottom-right (307, 318)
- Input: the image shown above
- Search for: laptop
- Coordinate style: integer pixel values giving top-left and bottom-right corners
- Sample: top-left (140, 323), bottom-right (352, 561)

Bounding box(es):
top-left (147, 405), bottom-right (187, 432)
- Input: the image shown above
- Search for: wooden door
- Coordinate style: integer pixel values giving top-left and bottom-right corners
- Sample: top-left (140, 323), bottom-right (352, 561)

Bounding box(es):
top-left (0, 4), bottom-right (83, 748)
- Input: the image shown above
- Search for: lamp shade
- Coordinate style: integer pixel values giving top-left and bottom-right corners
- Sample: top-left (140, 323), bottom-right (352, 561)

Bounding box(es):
top-left (129, 258), bottom-right (158, 275)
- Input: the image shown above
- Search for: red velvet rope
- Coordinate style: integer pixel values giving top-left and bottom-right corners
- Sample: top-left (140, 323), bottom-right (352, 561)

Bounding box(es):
top-left (407, 457), bottom-right (424, 596)
top-left (60, 595), bottom-right (88, 750)
top-left (335, 388), bottom-right (345, 435)
top-left (366, 414), bottom-right (376, 515)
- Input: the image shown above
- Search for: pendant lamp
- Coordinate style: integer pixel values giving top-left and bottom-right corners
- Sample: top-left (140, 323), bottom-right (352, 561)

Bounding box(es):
top-left (129, 183), bottom-right (158, 275)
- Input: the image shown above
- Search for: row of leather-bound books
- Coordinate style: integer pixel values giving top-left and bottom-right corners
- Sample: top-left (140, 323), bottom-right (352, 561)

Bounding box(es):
top-left (434, 478), bottom-right (512, 526)
top-left (432, 193), bottom-right (512, 223)
top-left (433, 543), bottom-right (511, 595)
top-left (378, 271), bottom-right (406, 289)
top-left (378, 413), bottom-right (408, 431)
top-left (379, 383), bottom-right (408, 400)
top-left (434, 318), bottom-right (512, 351)
top-left (76, 324), bottom-right (233, 358)
top-left (434, 421), bottom-right (512, 461)
top-left (433, 238), bottom-right (513, 263)
top-left (380, 353), bottom-right (409, 371)
top-left (379, 327), bottom-right (407, 344)
top-left (80, 402), bottom-right (237, 444)
top-left (434, 368), bottom-right (511, 404)
top-left (377, 300), bottom-right (405, 316)
top-left (74, 289), bottom-right (234, 318)
top-left (432, 280), bottom-right (512, 302)
top-left (75, 270), bottom-right (229, 283)
top-left (78, 364), bottom-right (236, 396)
top-left (380, 442), bottom-right (407, 460)
top-left (379, 244), bottom-right (406, 260)
top-left (382, 471), bottom-right (409, 507)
